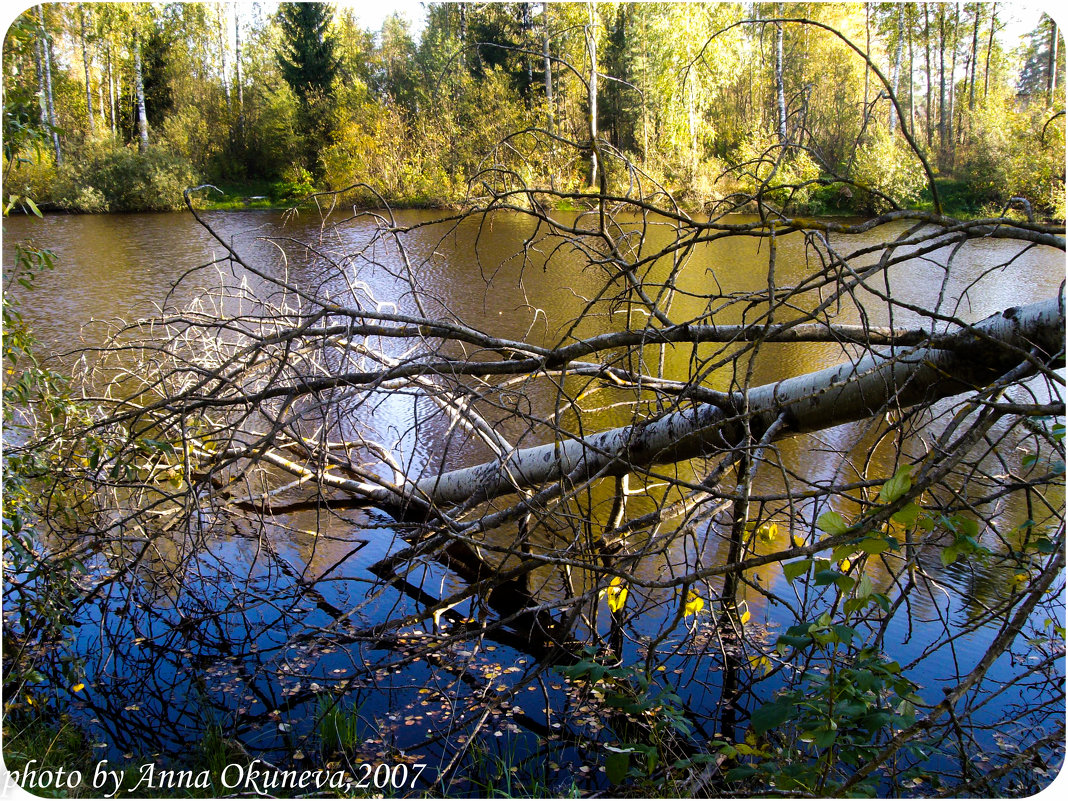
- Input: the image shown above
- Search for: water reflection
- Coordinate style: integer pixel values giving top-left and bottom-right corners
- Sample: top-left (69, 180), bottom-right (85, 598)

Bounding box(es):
top-left (5, 208), bottom-right (1064, 790)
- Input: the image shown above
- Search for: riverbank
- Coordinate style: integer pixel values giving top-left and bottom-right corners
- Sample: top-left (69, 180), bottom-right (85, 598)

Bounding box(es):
top-left (9, 176), bottom-right (1047, 222)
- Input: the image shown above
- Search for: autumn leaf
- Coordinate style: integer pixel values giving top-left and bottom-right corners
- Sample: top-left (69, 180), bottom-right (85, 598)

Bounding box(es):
top-left (683, 590), bottom-right (705, 617)
top-left (600, 576), bottom-right (629, 613)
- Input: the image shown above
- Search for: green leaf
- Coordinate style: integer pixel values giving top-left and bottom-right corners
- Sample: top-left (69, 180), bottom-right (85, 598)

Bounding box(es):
top-left (834, 574), bottom-right (857, 593)
top-left (831, 624), bottom-right (858, 643)
top-left (878, 465), bottom-right (913, 503)
top-left (24, 197), bottom-right (42, 217)
top-left (891, 502), bottom-right (922, 526)
top-left (783, 559), bottom-right (813, 582)
top-left (25, 669), bottom-right (46, 684)
top-left (858, 537), bottom-right (890, 555)
top-left (725, 765), bottom-right (759, 782)
top-left (812, 727), bottom-right (838, 748)
top-left (814, 569), bottom-right (842, 586)
top-left (751, 700), bottom-right (792, 734)
top-left (817, 511), bottom-right (849, 535)
top-left (952, 515), bottom-right (979, 539)
top-left (776, 633), bottom-right (814, 651)
top-left (939, 547), bottom-right (957, 567)
top-left (855, 574), bottom-right (874, 600)
top-left (605, 750), bottom-right (630, 785)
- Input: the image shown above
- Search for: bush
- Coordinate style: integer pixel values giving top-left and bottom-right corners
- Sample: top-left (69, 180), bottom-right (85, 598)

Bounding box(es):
top-left (733, 131), bottom-right (821, 210)
top-left (52, 142), bottom-right (197, 212)
top-left (269, 165), bottom-right (316, 202)
top-left (959, 103), bottom-right (1065, 218)
top-left (850, 128), bottom-right (927, 214)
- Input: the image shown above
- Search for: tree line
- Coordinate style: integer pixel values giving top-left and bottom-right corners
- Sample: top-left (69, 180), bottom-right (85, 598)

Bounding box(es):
top-left (2, 2), bottom-right (1065, 216)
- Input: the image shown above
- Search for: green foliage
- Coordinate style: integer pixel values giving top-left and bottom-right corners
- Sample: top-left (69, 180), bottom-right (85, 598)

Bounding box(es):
top-left (317, 696), bottom-right (363, 754)
top-left (51, 142), bottom-right (197, 212)
top-left (731, 637), bottom-right (921, 795)
top-left (558, 652), bottom-right (694, 787)
top-left (2, 241), bottom-right (95, 792)
top-left (734, 132), bottom-right (822, 210)
top-left (275, 2), bottom-right (339, 100)
top-left (3, 3), bottom-right (1062, 217)
top-left (851, 128), bottom-right (928, 213)
top-left (959, 103), bottom-right (1066, 216)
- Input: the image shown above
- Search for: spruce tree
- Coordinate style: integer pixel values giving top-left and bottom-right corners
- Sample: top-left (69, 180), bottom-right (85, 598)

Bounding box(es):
top-left (275, 2), bottom-right (338, 178)
top-left (276, 2), bottom-right (338, 101)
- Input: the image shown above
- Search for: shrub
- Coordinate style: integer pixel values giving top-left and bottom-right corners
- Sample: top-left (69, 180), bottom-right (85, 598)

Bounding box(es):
top-left (850, 128), bottom-right (927, 214)
top-left (733, 131), bottom-right (821, 210)
top-left (52, 142), bottom-right (197, 212)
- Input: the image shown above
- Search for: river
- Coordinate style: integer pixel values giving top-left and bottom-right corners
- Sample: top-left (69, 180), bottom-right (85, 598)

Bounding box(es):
top-left (4, 208), bottom-right (1065, 794)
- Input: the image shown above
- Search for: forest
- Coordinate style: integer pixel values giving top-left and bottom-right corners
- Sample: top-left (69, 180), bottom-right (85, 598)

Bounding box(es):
top-left (2, 1), bottom-right (1065, 217)
top-left (2, 2), bottom-right (1066, 799)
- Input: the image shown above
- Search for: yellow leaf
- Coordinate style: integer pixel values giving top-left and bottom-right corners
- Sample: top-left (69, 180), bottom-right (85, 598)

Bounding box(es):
top-left (600, 576), bottom-right (628, 613)
top-left (740, 610), bottom-right (751, 625)
top-left (839, 558), bottom-right (852, 572)
top-left (683, 591), bottom-right (705, 617)
top-left (792, 533), bottom-right (805, 548)
top-left (756, 522), bottom-right (778, 542)
top-left (71, 683), bottom-right (85, 693)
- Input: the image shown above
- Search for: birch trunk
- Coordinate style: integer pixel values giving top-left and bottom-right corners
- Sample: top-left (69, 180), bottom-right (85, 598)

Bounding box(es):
top-left (1047, 20), bottom-right (1059, 105)
top-left (968, 5), bottom-right (980, 110)
top-left (948, 5), bottom-right (960, 167)
top-left (775, 21), bottom-right (787, 144)
top-left (133, 33), bottom-right (150, 153)
top-left (924, 5), bottom-right (932, 147)
top-left (36, 5), bottom-right (62, 165)
top-left (235, 6), bottom-right (245, 142)
top-left (586, 4), bottom-right (599, 188)
top-left (889, 5), bottom-right (903, 133)
top-left (543, 2), bottom-right (553, 135)
top-left (401, 296), bottom-right (1065, 509)
top-left (984, 4), bottom-right (997, 99)
top-left (80, 7), bottom-right (96, 133)
top-left (107, 44), bottom-right (117, 135)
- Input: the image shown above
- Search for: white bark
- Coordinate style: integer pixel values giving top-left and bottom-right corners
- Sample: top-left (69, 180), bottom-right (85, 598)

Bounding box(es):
top-left (81, 7), bottom-right (96, 133)
top-left (405, 296), bottom-right (1064, 508)
top-left (775, 21), bottom-right (787, 144)
top-left (890, 5), bottom-right (903, 132)
top-left (36, 5), bottom-right (62, 165)
top-left (586, 3), bottom-right (599, 187)
top-left (133, 33), bottom-right (150, 153)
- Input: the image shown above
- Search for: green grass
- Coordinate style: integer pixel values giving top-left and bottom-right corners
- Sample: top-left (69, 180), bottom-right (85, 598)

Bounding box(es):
top-left (2, 705), bottom-right (94, 798)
